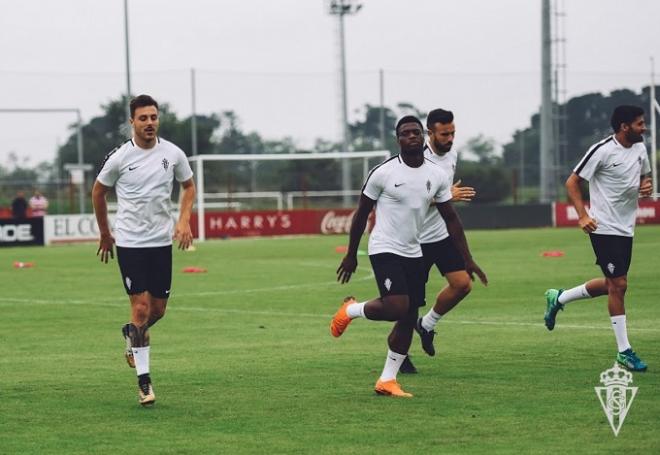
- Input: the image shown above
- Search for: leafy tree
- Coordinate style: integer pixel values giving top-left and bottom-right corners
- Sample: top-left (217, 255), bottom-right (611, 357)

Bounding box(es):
top-left (0, 160), bottom-right (42, 206)
top-left (503, 85), bottom-right (660, 191)
top-left (349, 102), bottom-right (428, 154)
top-left (395, 102), bottom-right (425, 119)
top-left (349, 104), bottom-right (398, 152)
top-left (461, 134), bottom-right (500, 165)
top-left (457, 135), bottom-right (510, 203)
top-left (56, 96), bottom-right (222, 177)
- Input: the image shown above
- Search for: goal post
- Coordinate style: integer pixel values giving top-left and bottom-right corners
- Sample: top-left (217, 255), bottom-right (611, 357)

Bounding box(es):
top-left (189, 150), bottom-right (390, 241)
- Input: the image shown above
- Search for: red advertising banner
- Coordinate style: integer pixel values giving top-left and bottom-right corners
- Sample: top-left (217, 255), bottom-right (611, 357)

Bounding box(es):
top-left (190, 209), bottom-right (369, 238)
top-left (554, 201), bottom-right (660, 227)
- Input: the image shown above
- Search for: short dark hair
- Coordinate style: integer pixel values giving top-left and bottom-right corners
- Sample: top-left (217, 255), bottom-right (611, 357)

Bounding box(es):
top-left (426, 108), bottom-right (454, 129)
top-left (610, 105), bottom-right (644, 132)
top-left (129, 94), bottom-right (159, 118)
top-left (395, 115), bottom-right (423, 135)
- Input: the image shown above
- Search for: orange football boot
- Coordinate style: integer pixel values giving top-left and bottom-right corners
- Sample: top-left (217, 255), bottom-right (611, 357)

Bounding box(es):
top-left (374, 379), bottom-right (413, 398)
top-left (330, 296), bottom-right (356, 337)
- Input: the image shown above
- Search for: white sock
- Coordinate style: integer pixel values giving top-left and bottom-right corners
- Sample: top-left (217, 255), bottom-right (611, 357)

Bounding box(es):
top-left (421, 309), bottom-right (442, 331)
top-left (610, 315), bottom-right (631, 353)
top-left (558, 284), bottom-right (591, 305)
top-left (132, 346), bottom-right (151, 376)
top-left (379, 349), bottom-right (407, 382)
top-left (346, 301), bottom-right (367, 319)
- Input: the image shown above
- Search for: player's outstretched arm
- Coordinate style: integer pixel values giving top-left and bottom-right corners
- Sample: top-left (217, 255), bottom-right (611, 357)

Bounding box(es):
top-left (174, 178), bottom-right (196, 250)
top-left (565, 173), bottom-right (597, 233)
top-left (92, 180), bottom-right (115, 263)
top-left (436, 200), bottom-right (488, 286)
top-left (337, 194), bottom-right (375, 284)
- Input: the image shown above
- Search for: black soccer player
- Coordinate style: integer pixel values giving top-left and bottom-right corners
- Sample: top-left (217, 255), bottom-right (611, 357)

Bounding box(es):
top-left (331, 116), bottom-right (486, 397)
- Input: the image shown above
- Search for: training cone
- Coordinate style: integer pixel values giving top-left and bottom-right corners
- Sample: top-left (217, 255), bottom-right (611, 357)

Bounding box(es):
top-left (13, 261), bottom-right (35, 268)
top-left (182, 266), bottom-right (207, 273)
top-left (542, 251), bottom-right (565, 257)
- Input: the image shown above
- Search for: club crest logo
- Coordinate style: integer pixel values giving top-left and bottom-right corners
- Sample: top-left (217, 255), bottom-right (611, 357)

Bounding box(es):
top-left (384, 278), bottom-right (392, 291)
top-left (162, 158), bottom-right (169, 170)
top-left (426, 180), bottom-right (431, 193)
top-left (125, 277), bottom-right (132, 290)
top-left (607, 263), bottom-right (615, 274)
top-left (594, 362), bottom-right (638, 436)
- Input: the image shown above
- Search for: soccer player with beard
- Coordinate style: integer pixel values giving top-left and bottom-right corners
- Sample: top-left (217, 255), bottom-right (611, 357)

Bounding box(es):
top-left (330, 116), bottom-right (485, 397)
top-left (544, 105), bottom-right (652, 372)
top-left (93, 94), bottom-right (196, 405)
top-left (404, 109), bottom-right (488, 373)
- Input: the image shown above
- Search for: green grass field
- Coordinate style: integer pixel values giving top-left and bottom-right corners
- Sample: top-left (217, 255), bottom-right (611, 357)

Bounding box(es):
top-left (1, 227), bottom-right (659, 454)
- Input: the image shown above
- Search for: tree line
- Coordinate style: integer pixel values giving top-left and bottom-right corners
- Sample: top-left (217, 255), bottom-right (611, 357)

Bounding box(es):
top-left (2, 86), bottom-right (658, 208)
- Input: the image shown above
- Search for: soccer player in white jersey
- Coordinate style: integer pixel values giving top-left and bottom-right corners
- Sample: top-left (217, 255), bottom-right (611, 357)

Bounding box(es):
top-left (544, 105), bottom-right (652, 372)
top-left (402, 109), bottom-right (487, 374)
top-left (92, 94), bottom-right (196, 405)
top-left (331, 116), bottom-right (486, 397)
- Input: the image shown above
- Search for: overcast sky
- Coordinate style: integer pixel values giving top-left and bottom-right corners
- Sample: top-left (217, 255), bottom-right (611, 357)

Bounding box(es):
top-left (1, 0), bottom-right (659, 167)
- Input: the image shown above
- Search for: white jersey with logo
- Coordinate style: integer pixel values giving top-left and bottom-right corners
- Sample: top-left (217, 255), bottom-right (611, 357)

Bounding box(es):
top-left (419, 143), bottom-right (458, 244)
top-left (574, 135), bottom-right (650, 237)
top-left (97, 137), bottom-right (194, 247)
top-left (362, 155), bottom-right (452, 257)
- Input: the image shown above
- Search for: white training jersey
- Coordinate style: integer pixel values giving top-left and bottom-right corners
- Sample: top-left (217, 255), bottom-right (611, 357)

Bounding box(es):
top-left (362, 155), bottom-right (452, 257)
top-left (97, 137), bottom-right (194, 247)
top-left (418, 143), bottom-right (458, 244)
top-left (574, 135), bottom-right (650, 237)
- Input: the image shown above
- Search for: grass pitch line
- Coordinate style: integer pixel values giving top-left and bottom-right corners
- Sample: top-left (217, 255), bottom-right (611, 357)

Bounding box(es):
top-left (175, 306), bottom-right (660, 333)
top-left (185, 272), bottom-right (374, 297)
top-left (0, 271), bottom-right (376, 306)
top-left (1, 295), bottom-right (657, 333)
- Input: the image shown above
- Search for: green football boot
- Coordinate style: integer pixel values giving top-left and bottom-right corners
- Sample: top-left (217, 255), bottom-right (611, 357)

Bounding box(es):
top-left (616, 349), bottom-right (648, 372)
top-left (544, 289), bottom-right (564, 331)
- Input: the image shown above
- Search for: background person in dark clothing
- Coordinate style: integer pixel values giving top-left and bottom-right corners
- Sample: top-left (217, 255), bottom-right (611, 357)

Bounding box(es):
top-left (11, 191), bottom-right (28, 219)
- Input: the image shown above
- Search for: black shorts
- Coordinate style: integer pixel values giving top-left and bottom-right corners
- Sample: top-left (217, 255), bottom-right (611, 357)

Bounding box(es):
top-left (116, 245), bottom-right (172, 298)
top-left (369, 253), bottom-right (425, 310)
top-left (421, 237), bottom-right (466, 282)
top-left (588, 233), bottom-right (633, 278)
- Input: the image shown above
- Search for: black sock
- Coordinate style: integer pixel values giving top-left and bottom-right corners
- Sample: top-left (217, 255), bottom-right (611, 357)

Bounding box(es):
top-left (138, 373), bottom-right (151, 387)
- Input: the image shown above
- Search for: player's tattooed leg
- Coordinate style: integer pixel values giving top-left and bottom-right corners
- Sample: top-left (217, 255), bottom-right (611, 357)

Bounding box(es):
top-left (127, 322), bottom-right (150, 347)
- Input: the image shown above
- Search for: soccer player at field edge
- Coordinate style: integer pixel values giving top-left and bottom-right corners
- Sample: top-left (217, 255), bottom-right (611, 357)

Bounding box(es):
top-left (92, 94), bottom-right (196, 406)
top-left (331, 115), bottom-right (487, 397)
top-left (544, 105), bottom-right (652, 372)
top-left (402, 108), bottom-right (487, 374)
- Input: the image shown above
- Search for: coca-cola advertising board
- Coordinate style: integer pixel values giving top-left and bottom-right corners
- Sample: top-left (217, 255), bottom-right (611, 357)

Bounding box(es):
top-left (554, 201), bottom-right (660, 227)
top-left (190, 209), bottom-right (372, 238)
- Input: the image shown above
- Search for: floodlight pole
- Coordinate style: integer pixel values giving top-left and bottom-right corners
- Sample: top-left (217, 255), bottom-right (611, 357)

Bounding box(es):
top-left (0, 108), bottom-right (86, 213)
top-left (651, 57), bottom-right (657, 200)
top-left (123, 0), bottom-right (132, 124)
top-left (540, 0), bottom-right (555, 203)
top-left (328, 0), bottom-right (362, 207)
top-left (76, 109), bottom-right (85, 212)
top-left (379, 68), bottom-right (386, 149)
top-left (191, 68), bottom-right (198, 156)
